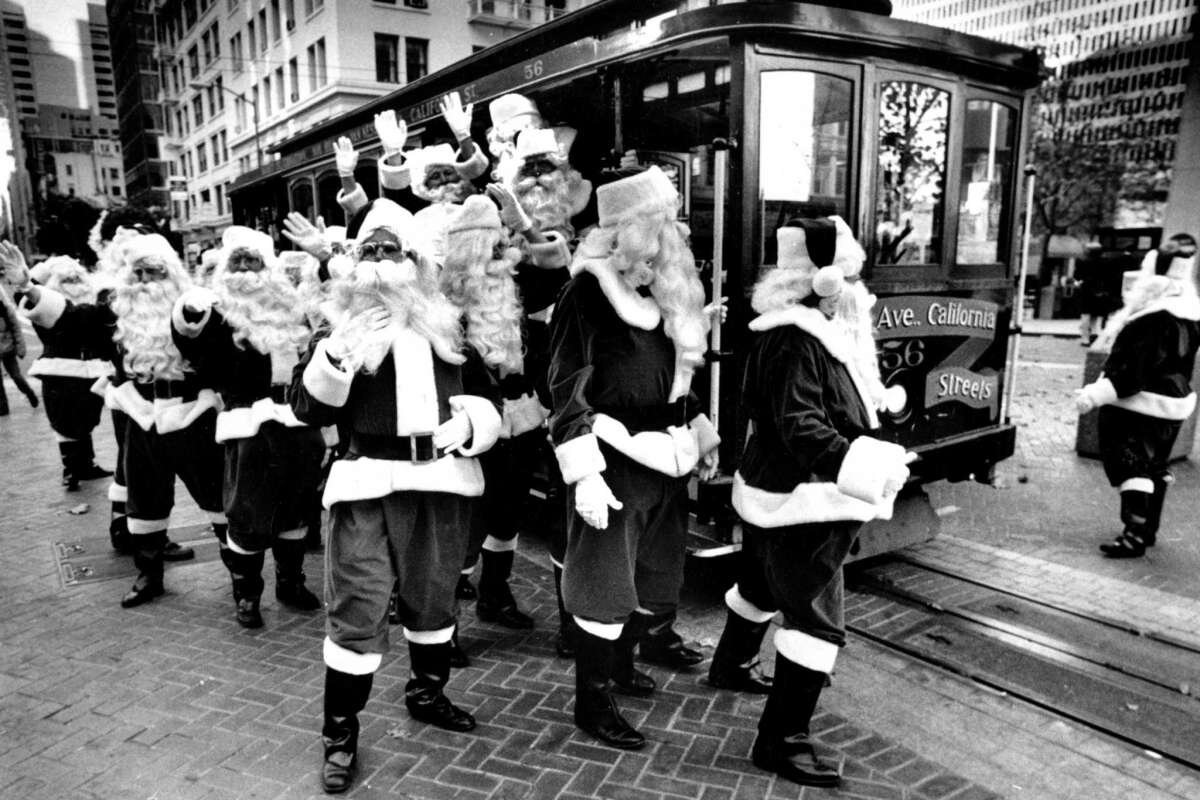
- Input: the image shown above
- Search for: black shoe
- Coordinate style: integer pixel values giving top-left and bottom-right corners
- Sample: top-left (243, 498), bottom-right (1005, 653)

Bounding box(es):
top-left (405, 641), bottom-right (476, 731)
top-left (613, 617), bottom-right (656, 697)
top-left (455, 574), bottom-right (477, 601)
top-left (709, 663), bottom-right (773, 694)
top-left (639, 611), bottom-right (704, 669)
top-left (120, 576), bottom-right (164, 608)
top-left (322, 668), bottom-right (373, 795)
top-left (163, 541), bottom-right (196, 561)
top-left (477, 595), bottom-right (534, 629)
top-left (121, 535), bottom-right (166, 608)
top-left (708, 608), bottom-right (774, 694)
top-left (751, 654), bottom-right (841, 787)
top-left (63, 472), bottom-right (80, 492)
top-left (277, 578), bottom-right (322, 610)
top-left (751, 734), bottom-right (842, 787)
top-left (1100, 531), bottom-right (1148, 558)
top-left (274, 536), bottom-right (322, 611)
top-left (236, 598), bottom-right (264, 628)
top-left (76, 463), bottom-right (114, 480)
top-left (322, 749), bottom-right (355, 794)
top-left (574, 629), bottom-right (645, 750)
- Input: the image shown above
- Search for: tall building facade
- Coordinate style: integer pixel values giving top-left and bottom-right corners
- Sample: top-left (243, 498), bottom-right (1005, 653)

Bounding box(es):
top-left (0, 4), bottom-right (36, 249)
top-left (84, 3), bottom-right (120, 139)
top-left (893, 0), bottom-right (1197, 225)
top-left (148, 0), bottom-right (575, 255)
top-left (27, 105), bottom-right (127, 208)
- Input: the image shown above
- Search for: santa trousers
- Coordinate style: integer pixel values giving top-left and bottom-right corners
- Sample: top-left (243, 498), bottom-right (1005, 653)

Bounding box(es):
top-left (223, 421), bottom-right (327, 552)
top-left (123, 410), bottom-right (224, 531)
top-left (733, 520), bottom-right (862, 670)
top-left (325, 491), bottom-right (470, 657)
top-left (463, 428), bottom-right (543, 566)
top-left (41, 376), bottom-right (103, 441)
top-left (562, 447), bottom-right (689, 625)
top-left (1098, 406), bottom-right (1181, 487)
top-left (112, 409), bottom-right (128, 488)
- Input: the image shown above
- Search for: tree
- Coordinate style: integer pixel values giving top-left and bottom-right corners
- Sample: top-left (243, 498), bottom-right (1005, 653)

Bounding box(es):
top-left (34, 191), bottom-right (102, 265)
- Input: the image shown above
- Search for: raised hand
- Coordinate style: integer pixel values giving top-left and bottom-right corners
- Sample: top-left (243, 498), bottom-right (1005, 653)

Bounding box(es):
top-left (704, 295), bottom-right (728, 324)
top-left (332, 136), bottom-right (359, 177)
top-left (439, 92), bottom-right (474, 141)
top-left (373, 110), bottom-right (408, 155)
top-left (282, 212), bottom-right (332, 260)
top-left (0, 241), bottom-right (31, 292)
top-left (485, 183), bottom-right (532, 233)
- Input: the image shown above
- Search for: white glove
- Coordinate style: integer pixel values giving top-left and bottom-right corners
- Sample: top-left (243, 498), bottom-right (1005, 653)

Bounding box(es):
top-left (574, 472), bottom-right (623, 530)
top-left (1075, 387), bottom-right (1098, 414)
top-left (439, 92), bottom-right (474, 141)
top-left (332, 137), bottom-right (358, 177)
top-left (326, 307), bottom-right (390, 371)
top-left (698, 449), bottom-right (719, 482)
top-left (373, 110), bottom-right (408, 155)
top-left (282, 212), bottom-right (331, 260)
top-left (180, 286), bottom-right (219, 315)
top-left (485, 184), bottom-right (532, 233)
top-left (882, 451), bottom-right (917, 499)
top-left (0, 240), bottom-right (31, 293)
top-left (433, 412), bottom-right (472, 453)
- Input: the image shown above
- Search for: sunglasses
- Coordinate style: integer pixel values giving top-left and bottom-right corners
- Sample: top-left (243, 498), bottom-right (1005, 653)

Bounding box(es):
top-left (355, 241), bottom-right (418, 263)
top-left (518, 158), bottom-right (557, 180)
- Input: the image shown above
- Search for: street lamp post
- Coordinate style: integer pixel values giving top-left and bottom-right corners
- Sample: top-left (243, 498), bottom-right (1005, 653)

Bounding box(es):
top-left (189, 80), bottom-right (262, 171)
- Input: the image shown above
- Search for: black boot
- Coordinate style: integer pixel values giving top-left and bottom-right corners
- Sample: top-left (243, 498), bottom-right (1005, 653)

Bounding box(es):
top-left (321, 667), bottom-right (374, 794)
top-left (751, 654), bottom-right (841, 787)
top-left (404, 640), bottom-right (476, 732)
top-left (638, 610), bottom-right (703, 669)
top-left (448, 625), bottom-right (470, 669)
top-left (1101, 489), bottom-right (1152, 559)
top-left (612, 614), bottom-right (655, 697)
top-left (455, 571), bottom-right (477, 601)
top-left (708, 609), bottom-right (773, 694)
top-left (304, 500), bottom-right (324, 551)
top-left (221, 547), bottom-right (266, 628)
top-left (109, 501), bottom-right (133, 554)
top-left (573, 627), bottom-right (645, 750)
top-left (75, 437), bottom-right (113, 480)
top-left (120, 531), bottom-right (166, 608)
top-left (553, 565), bottom-right (578, 659)
top-left (476, 548), bottom-right (533, 629)
top-left (273, 537), bottom-right (322, 610)
top-left (1144, 474), bottom-right (1172, 547)
top-left (59, 442), bottom-right (81, 491)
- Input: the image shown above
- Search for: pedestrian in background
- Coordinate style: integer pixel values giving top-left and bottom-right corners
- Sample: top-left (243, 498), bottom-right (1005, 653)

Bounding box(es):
top-left (0, 283), bottom-right (38, 415)
top-left (1076, 242), bottom-right (1124, 346)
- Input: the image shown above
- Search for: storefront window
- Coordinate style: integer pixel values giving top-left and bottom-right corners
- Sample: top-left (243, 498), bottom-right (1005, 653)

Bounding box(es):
top-left (957, 100), bottom-right (1015, 264)
top-left (875, 81), bottom-right (949, 265)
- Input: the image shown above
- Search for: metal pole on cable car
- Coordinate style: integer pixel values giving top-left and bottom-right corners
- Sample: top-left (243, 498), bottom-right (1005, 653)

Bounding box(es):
top-left (708, 142), bottom-right (730, 435)
top-left (1004, 164), bottom-right (1038, 425)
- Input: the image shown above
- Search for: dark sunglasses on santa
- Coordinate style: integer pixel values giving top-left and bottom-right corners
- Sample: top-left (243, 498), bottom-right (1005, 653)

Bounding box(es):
top-left (517, 157), bottom-right (557, 180)
top-left (355, 241), bottom-right (418, 262)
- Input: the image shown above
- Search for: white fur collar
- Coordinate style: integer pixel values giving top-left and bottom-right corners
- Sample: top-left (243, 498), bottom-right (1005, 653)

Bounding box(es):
top-left (575, 258), bottom-right (661, 330)
top-left (749, 306), bottom-right (853, 364)
top-left (1128, 292), bottom-right (1200, 323)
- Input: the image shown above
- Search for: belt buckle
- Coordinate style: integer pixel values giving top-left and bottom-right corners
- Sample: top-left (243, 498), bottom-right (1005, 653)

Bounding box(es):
top-left (410, 433), bottom-right (437, 465)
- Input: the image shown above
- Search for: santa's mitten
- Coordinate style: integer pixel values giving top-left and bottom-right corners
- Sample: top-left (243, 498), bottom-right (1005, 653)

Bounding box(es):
top-left (1075, 378), bottom-right (1117, 414)
top-left (837, 437), bottom-right (912, 505)
top-left (485, 184), bottom-right (532, 233)
top-left (574, 472), bottom-right (623, 530)
top-left (173, 286), bottom-right (219, 335)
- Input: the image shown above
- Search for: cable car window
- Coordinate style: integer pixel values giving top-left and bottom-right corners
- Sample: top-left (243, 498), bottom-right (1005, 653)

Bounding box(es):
top-left (958, 100), bottom-right (1015, 264)
top-left (874, 81), bottom-right (949, 266)
top-left (759, 70), bottom-right (853, 263)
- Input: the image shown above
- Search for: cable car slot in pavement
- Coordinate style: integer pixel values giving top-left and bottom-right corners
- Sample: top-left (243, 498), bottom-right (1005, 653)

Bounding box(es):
top-left (54, 523), bottom-right (218, 588)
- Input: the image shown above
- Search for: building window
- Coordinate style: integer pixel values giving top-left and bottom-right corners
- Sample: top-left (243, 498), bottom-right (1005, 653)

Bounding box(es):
top-left (211, 23), bottom-right (220, 58)
top-left (270, 0), bottom-right (281, 41)
top-left (405, 37), bottom-right (428, 82)
top-left (211, 134), bottom-right (221, 165)
top-left (289, 57), bottom-right (300, 101)
top-left (192, 94), bottom-right (204, 125)
top-left (215, 76), bottom-right (225, 110)
top-left (65, 164), bottom-right (74, 177)
top-left (305, 0), bottom-right (324, 15)
top-left (230, 32), bottom-right (242, 72)
top-left (215, 184), bottom-right (224, 214)
top-left (275, 66), bottom-right (285, 107)
top-left (247, 20), bottom-right (255, 56)
top-left (262, 76), bottom-right (272, 115)
top-left (187, 45), bottom-right (199, 78)
top-left (375, 33), bottom-right (399, 83)
top-left (258, 9), bottom-right (268, 51)
top-left (308, 37), bottom-right (327, 89)
top-left (201, 30), bottom-right (212, 65)
top-left (219, 131), bottom-right (229, 162)
top-left (197, 142), bottom-right (208, 172)
top-left (285, 0), bottom-right (295, 30)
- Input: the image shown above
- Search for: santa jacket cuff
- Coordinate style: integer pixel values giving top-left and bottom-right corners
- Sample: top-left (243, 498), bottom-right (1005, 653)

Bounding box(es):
top-left (456, 145), bottom-right (488, 181)
top-left (171, 293), bottom-right (213, 338)
top-left (449, 395), bottom-right (502, 457)
top-left (378, 160), bottom-right (412, 191)
top-left (1084, 377), bottom-right (1119, 407)
top-left (529, 231), bottom-right (571, 269)
top-left (21, 287), bottom-right (66, 328)
top-left (689, 413), bottom-right (720, 455)
top-left (337, 183), bottom-right (370, 217)
top-left (555, 432), bottom-right (607, 485)
top-left (302, 339), bottom-right (353, 408)
top-left (836, 436), bottom-right (907, 505)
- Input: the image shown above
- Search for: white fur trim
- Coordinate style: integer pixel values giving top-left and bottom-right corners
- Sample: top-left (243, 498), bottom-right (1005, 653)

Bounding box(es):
top-left (378, 160), bottom-right (412, 192)
top-left (392, 328), bottom-right (440, 434)
top-left (215, 400), bottom-right (306, 442)
top-left (1111, 389), bottom-right (1196, 421)
top-left (457, 145), bottom-right (489, 181)
top-left (590, 413), bottom-right (705, 478)
top-left (554, 433), bottom-right (606, 485)
top-left (571, 257), bottom-right (661, 330)
top-left (225, 535), bottom-right (260, 555)
top-left (750, 306), bottom-right (880, 428)
top-left (726, 585), bottom-right (775, 624)
top-left (732, 471), bottom-right (894, 527)
top-left (270, 349), bottom-right (299, 385)
top-left (461, 563), bottom-right (476, 575)
top-left (53, 432), bottom-right (78, 443)
top-left (108, 482), bottom-right (128, 503)
top-left (336, 183), bottom-right (369, 217)
top-left (322, 454), bottom-right (484, 506)
top-left (303, 339), bottom-right (354, 409)
top-left (105, 382), bottom-right (223, 433)
top-left (324, 637), bottom-right (382, 675)
top-left (21, 287), bottom-right (67, 328)
top-left (1120, 477), bottom-right (1155, 493)
top-left (127, 518), bottom-right (169, 534)
top-left (501, 393), bottom-right (548, 439)
top-left (575, 616), bottom-right (622, 641)
top-left (528, 232), bottom-right (570, 270)
top-left (688, 413), bottom-right (721, 457)
top-left (1127, 292), bottom-right (1200, 323)
top-left (837, 436), bottom-right (909, 506)
top-left (1082, 378), bottom-right (1119, 408)
top-left (403, 626), bottom-right (455, 645)
top-left (28, 357), bottom-right (114, 379)
top-left (171, 290), bottom-right (215, 338)
top-left (90, 375), bottom-right (111, 397)
top-left (449, 395), bottom-right (502, 457)
top-left (774, 628), bottom-right (839, 674)
top-left (483, 534), bottom-right (517, 553)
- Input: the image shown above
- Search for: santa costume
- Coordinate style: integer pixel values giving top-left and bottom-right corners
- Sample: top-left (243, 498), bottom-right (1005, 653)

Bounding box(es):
top-left (171, 226), bottom-right (326, 628)
top-left (288, 199), bottom-right (501, 794)
top-left (547, 167), bottom-right (720, 750)
top-left (1077, 233), bottom-right (1200, 558)
top-left (727, 217), bottom-right (912, 787)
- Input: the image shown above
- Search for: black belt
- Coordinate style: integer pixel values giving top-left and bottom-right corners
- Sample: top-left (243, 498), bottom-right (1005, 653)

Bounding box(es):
top-left (348, 432), bottom-right (446, 464)
top-left (594, 399), bottom-right (687, 433)
top-left (268, 384), bottom-right (288, 403)
top-left (134, 379), bottom-right (201, 401)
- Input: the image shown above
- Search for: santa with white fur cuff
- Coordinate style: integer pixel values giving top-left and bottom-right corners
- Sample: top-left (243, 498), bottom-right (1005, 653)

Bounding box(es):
top-left (727, 216), bottom-right (913, 789)
top-left (288, 198), bottom-right (501, 794)
top-left (547, 166), bottom-right (719, 752)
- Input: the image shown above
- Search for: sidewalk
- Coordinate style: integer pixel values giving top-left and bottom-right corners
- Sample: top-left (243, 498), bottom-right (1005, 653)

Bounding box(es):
top-left (3, 347), bottom-right (1200, 799)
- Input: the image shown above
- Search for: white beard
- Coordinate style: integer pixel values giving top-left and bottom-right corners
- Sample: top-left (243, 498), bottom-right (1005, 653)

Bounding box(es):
top-left (214, 270), bottom-right (308, 355)
top-left (112, 280), bottom-right (187, 381)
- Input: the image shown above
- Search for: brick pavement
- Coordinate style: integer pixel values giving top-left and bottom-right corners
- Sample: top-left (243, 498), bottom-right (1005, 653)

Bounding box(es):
top-left (3, 334), bottom-right (1200, 799)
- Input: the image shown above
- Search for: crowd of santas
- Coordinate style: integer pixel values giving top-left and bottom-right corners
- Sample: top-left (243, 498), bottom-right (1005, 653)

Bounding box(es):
top-left (0, 91), bottom-right (921, 794)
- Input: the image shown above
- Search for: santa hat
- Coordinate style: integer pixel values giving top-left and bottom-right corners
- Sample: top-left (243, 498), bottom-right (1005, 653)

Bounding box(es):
top-left (217, 225), bottom-right (277, 277)
top-left (776, 216), bottom-right (866, 297)
top-left (123, 233), bottom-right (183, 273)
top-left (446, 195), bottom-right (501, 236)
top-left (35, 255), bottom-right (88, 286)
top-left (1140, 234), bottom-right (1197, 284)
top-left (515, 126), bottom-right (576, 165)
top-left (488, 93), bottom-right (541, 136)
top-left (596, 166), bottom-right (678, 229)
top-left (407, 144), bottom-right (463, 202)
top-left (355, 197), bottom-right (417, 246)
